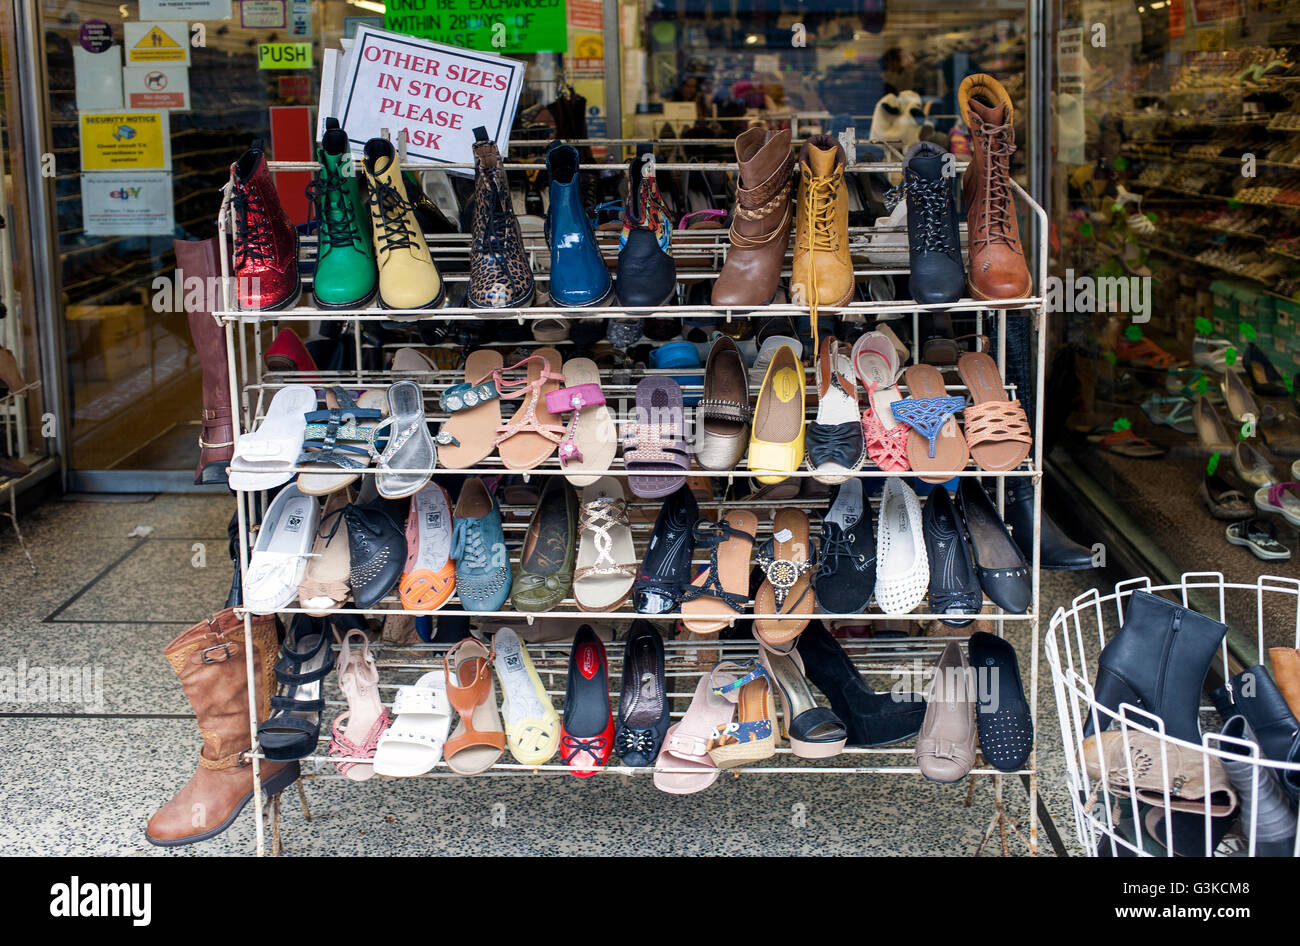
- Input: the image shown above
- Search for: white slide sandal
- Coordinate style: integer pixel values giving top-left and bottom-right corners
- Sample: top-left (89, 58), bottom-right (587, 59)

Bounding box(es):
top-left (243, 483), bottom-right (320, 615)
top-left (372, 671), bottom-right (452, 777)
top-left (229, 384), bottom-right (317, 492)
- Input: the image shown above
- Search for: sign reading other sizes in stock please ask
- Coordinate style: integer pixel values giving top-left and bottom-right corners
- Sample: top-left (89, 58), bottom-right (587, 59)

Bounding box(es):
top-left (385, 0), bottom-right (566, 54)
top-left (335, 26), bottom-right (524, 165)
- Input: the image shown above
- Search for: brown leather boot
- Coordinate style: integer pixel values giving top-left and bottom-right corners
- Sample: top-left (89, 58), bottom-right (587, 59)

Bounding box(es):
top-left (146, 608), bottom-right (298, 846)
top-left (958, 74), bottom-right (1032, 301)
top-left (174, 238), bottom-right (234, 485)
top-left (791, 135), bottom-right (852, 361)
top-left (1270, 647), bottom-right (1300, 719)
top-left (712, 127), bottom-right (795, 307)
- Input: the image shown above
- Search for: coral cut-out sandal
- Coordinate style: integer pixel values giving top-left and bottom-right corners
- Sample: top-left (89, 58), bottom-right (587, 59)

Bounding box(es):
top-left (399, 482), bottom-right (456, 611)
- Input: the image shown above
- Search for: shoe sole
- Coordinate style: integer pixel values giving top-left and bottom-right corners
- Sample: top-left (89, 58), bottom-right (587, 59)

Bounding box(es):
top-left (313, 283), bottom-right (378, 311)
top-left (466, 282), bottom-right (536, 311)
top-left (549, 279), bottom-right (615, 308)
top-left (1225, 532), bottom-right (1291, 560)
top-left (145, 761), bottom-right (300, 847)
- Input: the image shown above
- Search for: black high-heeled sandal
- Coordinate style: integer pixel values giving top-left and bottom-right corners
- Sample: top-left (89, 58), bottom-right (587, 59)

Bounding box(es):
top-left (258, 616), bottom-right (336, 761)
top-left (1244, 342), bottom-right (1289, 397)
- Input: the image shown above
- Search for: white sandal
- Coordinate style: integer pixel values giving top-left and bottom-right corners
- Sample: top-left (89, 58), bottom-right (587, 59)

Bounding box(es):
top-left (243, 483), bottom-right (320, 615)
top-left (372, 670), bottom-right (452, 777)
top-left (228, 385), bottom-right (316, 492)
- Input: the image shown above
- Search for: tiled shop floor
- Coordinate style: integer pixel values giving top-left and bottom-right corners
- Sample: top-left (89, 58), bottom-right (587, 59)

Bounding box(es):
top-left (0, 492), bottom-right (1097, 856)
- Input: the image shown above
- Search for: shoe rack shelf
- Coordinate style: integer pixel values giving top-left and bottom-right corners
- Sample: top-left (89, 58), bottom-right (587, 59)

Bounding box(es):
top-left (214, 142), bottom-right (1050, 858)
top-left (264, 636), bottom-right (1031, 781)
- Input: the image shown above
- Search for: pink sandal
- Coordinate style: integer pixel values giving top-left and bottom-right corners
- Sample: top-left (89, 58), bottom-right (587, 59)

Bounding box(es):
top-left (862, 383), bottom-right (911, 472)
top-left (493, 348), bottom-right (567, 470)
top-left (329, 630), bottom-right (391, 781)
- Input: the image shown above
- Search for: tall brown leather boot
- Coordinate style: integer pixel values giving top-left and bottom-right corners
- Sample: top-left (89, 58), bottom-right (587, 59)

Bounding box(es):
top-left (712, 127), bottom-right (795, 307)
top-left (174, 238), bottom-right (234, 485)
top-left (958, 74), bottom-right (1032, 301)
top-left (791, 135), bottom-right (852, 361)
top-left (1270, 647), bottom-right (1300, 719)
top-left (146, 608), bottom-right (298, 846)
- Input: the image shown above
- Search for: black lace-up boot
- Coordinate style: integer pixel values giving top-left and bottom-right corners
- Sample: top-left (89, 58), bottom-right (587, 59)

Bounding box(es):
top-left (895, 141), bottom-right (965, 305)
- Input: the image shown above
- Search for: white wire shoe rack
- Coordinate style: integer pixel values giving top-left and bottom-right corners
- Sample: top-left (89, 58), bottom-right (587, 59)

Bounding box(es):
top-left (1046, 572), bottom-right (1300, 857)
top-left (214, 133), bottom-right (1051, 857)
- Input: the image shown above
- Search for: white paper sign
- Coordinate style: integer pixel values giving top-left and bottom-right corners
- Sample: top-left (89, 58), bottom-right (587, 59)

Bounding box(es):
top-left (74, 45), bottom-right (124, 110)
top-left (81, 172), bottom-right (175, 235)
top-left (124, 21), bottom-right (191, 66)
top-left (334, 26), bottom-right (525, 166)
top-left (124, 65), bottom-right (190, 109)
top-left (288, 0), bottom-right (310, 38)
top-left (140, 0), bottom-right (231, 19)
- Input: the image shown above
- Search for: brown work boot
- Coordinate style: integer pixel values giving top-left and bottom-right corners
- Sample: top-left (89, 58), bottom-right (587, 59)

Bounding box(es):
top-left (712, 127), bottom-right (795, 307)
top-left (959, 74), bottom-right (1032, 301)
top-left (791, 135), bottom-right (852, 360)
top-left (174, 238), bottom-right (234, 486)
top-left (146, 608), bottom-right (299, 846)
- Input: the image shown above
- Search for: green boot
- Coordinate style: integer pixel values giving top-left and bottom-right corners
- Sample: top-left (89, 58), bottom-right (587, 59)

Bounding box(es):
top-left (309, 118), bottom-right (377, 309)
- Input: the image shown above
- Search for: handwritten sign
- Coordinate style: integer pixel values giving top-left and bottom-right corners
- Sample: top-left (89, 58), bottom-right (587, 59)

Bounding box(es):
top-left (335, 26), bottom-right (524, 165)
top-left (385, 0), bottom-right (566, 54)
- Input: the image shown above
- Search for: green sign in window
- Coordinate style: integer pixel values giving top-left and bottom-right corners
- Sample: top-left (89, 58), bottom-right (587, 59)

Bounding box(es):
top-left (259, 43), bottom-right (313, 69)
top-left (385, 0), bottom-right (567, 54)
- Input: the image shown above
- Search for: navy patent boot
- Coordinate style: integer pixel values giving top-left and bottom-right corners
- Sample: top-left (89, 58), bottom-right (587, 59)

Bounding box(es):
top-left (616, 147), bottom-right (676, 307)
top-left (546, 141), bottom-right (612, 307)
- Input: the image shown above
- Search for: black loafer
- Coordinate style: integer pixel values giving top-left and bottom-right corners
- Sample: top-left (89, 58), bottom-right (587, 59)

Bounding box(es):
top-left (967, 631), bottom-right (1032, 772)
top-left (814, 479), bottom-right (875, 614)
top-left (613, 621), bottom-right (671, 766)
top-left (956, 478), bottom-right (1031, 614)
top-left (634, 485), bottom-right (698, 614)
top-left (923, 486), bottom-right (982, 627)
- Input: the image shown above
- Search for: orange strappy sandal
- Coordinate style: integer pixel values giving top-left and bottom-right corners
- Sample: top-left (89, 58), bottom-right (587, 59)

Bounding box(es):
top-left (494, 347), bottom-right (566, 470)
top-left (958, 351), bottom-right (1033, 472)
top-left (442, 637), bottom-right (505, 775)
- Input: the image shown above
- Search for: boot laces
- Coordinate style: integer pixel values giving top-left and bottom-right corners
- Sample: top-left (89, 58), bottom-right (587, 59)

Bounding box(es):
top-left (451, 518), bottom-right (491, 570)
top-left (474, 170), bottom-right (512, 257)
top-left (231, 183), bottom-right (273, 266)
top-left (367, 178), bottom-right (419, 253)
top-left (905, 174), bottom-right (957, 254)
top-left (798, 169), bottom-right (842, 253)
top-left (976, 121), bottom-right (1016, 247)
top-left (308, 166), bottom-right (360, 255)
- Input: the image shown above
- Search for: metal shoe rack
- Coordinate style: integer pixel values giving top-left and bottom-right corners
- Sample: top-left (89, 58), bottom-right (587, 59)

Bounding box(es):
top-left (214, 135), bottom-right (1051, 857)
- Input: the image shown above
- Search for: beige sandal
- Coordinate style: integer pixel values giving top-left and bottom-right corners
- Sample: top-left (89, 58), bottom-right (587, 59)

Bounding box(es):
top-left (573, 477), bottom-right (638, 612)
top-left (551, 357), bottom-right (617, 487)
top-left (681, 511), bottom-right (758, 635)
top-left (958, 351), bottom-right (1032, 472)
top-left (754, 508), bottom-right (816, 647)
top-left (298, 489), bottom-right (353, 615)
top-left (437, 349), bottom-right (503, 469)
top-left (495, 347), bottom-right (566, 470)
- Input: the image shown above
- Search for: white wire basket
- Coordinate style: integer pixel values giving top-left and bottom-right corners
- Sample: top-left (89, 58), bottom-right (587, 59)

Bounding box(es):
top-left (1046, 572), bottom-right (1300, 857)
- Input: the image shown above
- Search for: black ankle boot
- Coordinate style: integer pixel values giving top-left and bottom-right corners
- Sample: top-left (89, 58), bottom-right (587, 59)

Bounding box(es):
top-left (796, 623), bottom-right (925, 746)
top-left (1211, 666), bottom-right (1300, 778)
top-left (1088, 592), bottom-right (1226, 744)
top-left (1004, 480), bottom-right (1094, 571)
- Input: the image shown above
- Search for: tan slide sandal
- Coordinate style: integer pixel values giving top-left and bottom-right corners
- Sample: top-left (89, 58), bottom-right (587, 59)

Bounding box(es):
top-left (754, 508), bottom-right (816, 647)
top-left (495, 347), bottom-right (566, 470)
top-left (957, 351), bottom-right (1032, 472)
top-left (895, 363), bottom-right (970, 482)
top-left (437, 349), bottom-right (503, 470)
top-left (681, 511), bottom-right (758, 635)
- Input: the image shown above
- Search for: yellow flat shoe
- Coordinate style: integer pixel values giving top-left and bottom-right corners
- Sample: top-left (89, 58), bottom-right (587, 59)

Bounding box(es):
top-left (493, 628), bottom-right (561, 765)
top-left (747, 344), bottom-right (805, 484)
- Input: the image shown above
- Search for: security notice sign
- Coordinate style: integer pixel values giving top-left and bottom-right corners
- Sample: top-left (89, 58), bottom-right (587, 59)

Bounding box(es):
top-left (81, 172), bottom-right (175, 235)
top-left (335, 26), bottom-right (524, 165)
top-left (124, 65), bottom-right (190, 108)
top-left (124, 21), bottom-right (191, 65)
top-left (79, 110), bottom-right (172, 171)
